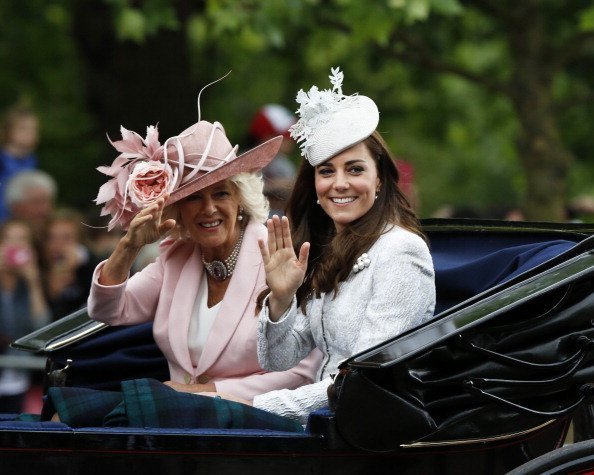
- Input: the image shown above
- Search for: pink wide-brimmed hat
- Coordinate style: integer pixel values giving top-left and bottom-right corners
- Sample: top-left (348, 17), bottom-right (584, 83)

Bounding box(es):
top-left (94, 120), bottom-right (281, 231)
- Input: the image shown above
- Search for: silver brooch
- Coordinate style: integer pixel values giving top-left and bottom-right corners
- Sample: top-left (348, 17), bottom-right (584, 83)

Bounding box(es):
top-left (352, 253), bottom-right (371, 273)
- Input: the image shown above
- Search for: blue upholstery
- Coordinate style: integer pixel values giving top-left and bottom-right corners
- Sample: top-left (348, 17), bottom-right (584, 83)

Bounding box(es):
top-left (431, 236), bottom-right (576, 314)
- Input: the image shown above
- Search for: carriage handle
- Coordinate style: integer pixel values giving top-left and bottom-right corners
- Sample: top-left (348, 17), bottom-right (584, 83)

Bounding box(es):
top-left (457, 334), bottom-right (594, 371)
top-left (463, 381), bottom-right (594, 418)
top-left (466, 350), bottom-right (586, 389)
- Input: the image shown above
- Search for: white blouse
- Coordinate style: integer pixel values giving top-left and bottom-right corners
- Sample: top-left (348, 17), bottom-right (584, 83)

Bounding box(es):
top-left (188, 276), bottom-right (221, 368)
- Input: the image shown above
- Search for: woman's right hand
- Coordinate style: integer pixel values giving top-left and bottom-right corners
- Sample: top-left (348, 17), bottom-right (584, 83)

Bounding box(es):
top-left (124, 196), bottom-right (176, 249)
top-left (98, 196), bottom-right (176, 286)
top-left (258, 215), bottom-right (310, 320)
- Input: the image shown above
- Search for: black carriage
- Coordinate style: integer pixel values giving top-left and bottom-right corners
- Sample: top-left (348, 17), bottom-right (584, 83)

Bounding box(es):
top-left (2, 219), bottom-right (594, 475)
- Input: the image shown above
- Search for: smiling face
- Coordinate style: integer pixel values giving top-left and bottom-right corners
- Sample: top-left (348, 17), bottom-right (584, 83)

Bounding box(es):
top-left (178, 179), bottom-right (242, 261)
top-left (314, 142), bottom-right (381, 232)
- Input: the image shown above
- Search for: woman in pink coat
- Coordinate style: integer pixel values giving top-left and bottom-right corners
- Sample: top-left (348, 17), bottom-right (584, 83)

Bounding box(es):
top-left (85, 115), bottom-right (320, 405)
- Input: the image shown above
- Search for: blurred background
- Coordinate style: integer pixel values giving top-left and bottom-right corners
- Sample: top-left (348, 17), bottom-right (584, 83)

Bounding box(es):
top-left (2, 0), bottom-right (594, 222)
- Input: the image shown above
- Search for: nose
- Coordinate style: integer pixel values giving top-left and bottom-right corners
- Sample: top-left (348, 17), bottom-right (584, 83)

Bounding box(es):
top-left (202, 196), bottom-right (216, 215)
top-left (333, 171), bottom-right (349, 190)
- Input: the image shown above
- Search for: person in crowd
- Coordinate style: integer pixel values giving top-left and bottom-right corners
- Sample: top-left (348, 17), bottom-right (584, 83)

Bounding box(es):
top-left (47, 108), bottom-right (320, 428)
top-left (4, 170), bottom-right (57, 244)
top-left (247, 104), bottom-right (298, 216)
top-left (0, 105), bottom-right (40, 222)
top-left (214, 67), bottom-right (436, 424)
top-left (42, 208), bottom-right (98, 320)
top-left (0, 219), bottom-right (50, 412)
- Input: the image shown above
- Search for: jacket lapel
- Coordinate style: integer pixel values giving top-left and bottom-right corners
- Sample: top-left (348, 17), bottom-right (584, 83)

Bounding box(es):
top-left (195, 220), bottom-right (265, 375)
top-left (168, 243), bottom-right (203, 379)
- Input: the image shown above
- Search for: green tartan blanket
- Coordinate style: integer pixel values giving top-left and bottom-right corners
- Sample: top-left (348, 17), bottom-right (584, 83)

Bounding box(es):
top-left (46, 378), bottom-right (303, 432)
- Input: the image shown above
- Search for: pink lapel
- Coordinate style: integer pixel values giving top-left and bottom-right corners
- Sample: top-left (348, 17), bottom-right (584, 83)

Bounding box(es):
top-left (168, 243), bottom-right (203, 377)
top-left (195, 220), bottom-right (266, 375)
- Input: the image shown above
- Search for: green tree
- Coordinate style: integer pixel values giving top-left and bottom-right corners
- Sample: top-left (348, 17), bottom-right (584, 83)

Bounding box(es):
top-left (0, 0), bottom-right (102, 210)
top-left (107, 0), bottom-right (594, 220)
top-left (5, 0), bottom-right (592, 220)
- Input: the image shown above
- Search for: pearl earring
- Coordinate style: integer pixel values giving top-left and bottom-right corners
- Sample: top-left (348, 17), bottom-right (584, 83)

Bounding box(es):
top-left (237, 207), bottom-right (244, 221)
top-left (316, 199), bottom-right (320, 205)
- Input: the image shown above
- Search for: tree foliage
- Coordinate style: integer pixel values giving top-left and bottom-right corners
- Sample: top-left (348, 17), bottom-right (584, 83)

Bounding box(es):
top-left (0, 0), bottom-right (102, 210)
top-left (2, 0), bottom-right (594, 220)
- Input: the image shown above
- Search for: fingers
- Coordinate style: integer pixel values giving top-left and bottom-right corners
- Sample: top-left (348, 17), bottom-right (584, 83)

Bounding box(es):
top-left (281, 216), bottom-right (293, 250)
top-left (153, 195), bottom-right (167, 222)
top-left (266, 215), bottom-right (294, 254)
top-left (258, 237), bottom-right (270, 265)
top-left (298, 242), bottom-right (310, 268)
top-left (274, 215), bottom-right (286, 250)
top-left (159, 218), bottom-right (177, 235)
top-left (266, 218), bottom-right (277, 254)
top-left (271, 215), bottom-right (284, 252)
top-left (129, 197), bottom-right (169, 233)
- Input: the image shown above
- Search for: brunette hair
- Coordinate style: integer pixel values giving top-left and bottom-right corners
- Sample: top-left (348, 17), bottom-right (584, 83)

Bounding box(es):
top-left (258, 131), bottom-right (423, 313)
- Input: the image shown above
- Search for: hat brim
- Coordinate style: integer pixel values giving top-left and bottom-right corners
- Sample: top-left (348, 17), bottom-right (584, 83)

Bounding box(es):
top-left (165, 135), bottom-right (283, 206)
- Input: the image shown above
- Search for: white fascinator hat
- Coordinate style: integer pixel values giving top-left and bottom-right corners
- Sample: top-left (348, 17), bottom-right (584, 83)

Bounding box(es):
top-left (289, 67), bottom-right (379, 167)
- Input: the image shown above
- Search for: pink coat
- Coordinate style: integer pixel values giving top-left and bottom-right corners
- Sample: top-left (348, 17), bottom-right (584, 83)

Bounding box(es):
top-left (87, 220), bottom-right (321, 401)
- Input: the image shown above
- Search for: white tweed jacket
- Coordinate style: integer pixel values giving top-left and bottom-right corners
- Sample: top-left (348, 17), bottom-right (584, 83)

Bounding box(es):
top-left (254, 225), bottom-right (436, 424)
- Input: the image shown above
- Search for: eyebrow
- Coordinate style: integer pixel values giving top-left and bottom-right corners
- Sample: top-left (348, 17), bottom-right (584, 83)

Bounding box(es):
top-left (318, 159), bottom-right (367, 168)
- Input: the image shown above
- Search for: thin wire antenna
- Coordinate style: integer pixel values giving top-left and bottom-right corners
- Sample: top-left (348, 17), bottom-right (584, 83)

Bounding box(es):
top-left (197, 70), bottom-right (232, 122)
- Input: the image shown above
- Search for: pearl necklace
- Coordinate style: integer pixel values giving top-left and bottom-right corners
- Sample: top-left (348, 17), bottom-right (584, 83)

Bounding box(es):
top-left (201, 226), bottom-right (245, 281)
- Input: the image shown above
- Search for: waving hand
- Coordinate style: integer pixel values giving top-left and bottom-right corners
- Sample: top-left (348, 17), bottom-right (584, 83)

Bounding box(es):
top-left (98, 196), bottom-right (176, 286)
top-left (258, 215), bottom-right (310, 321)
top-left (126, 196), bottom-right (176, 249)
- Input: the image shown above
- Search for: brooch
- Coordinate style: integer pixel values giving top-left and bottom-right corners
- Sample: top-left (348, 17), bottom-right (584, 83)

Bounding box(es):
top-left (352, 253), bottom-right (371, 273)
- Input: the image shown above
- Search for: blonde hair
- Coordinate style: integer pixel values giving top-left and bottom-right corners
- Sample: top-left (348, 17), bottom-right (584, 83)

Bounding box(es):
top-left (230, 172), bottom-right (269, 224)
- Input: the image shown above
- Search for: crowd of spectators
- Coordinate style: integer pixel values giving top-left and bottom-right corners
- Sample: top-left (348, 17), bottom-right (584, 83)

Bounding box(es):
top-left (0, 105), bottom-right (124, 413)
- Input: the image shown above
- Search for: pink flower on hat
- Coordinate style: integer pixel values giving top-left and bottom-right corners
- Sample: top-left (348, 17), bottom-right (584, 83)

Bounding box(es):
top-left (95, 125), bottom-right (179, 230)
top-left (129, 161), bottom-right (175, 207)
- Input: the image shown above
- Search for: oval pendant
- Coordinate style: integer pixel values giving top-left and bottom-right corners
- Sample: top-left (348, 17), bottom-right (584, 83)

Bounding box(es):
top-left (211, 261), bottom-right (228, 281)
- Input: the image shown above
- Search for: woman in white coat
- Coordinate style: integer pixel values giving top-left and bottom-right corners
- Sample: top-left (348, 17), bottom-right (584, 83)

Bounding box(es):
top-left (216, 68), bottom-right (436, 424)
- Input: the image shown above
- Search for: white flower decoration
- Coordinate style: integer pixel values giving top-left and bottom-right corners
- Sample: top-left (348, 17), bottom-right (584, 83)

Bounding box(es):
top-left (289, 67), bottom-right (358, 162)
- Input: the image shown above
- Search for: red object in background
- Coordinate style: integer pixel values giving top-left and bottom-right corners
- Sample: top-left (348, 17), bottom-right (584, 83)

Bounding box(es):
top-left (249, 104), bottom-right (296, 141)
top-left (396, 159), bottom-right (415, 199)
top-left (4, 246), bottom-right (31, 267)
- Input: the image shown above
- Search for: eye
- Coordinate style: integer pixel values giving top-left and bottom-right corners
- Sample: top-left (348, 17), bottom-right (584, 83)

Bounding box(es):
top-left (214, 191), bottom-right (231, 199)
top-left (184, 194), bottom-right (202, 202)
top-left (348, 165), bottom-right (365, 174)
top-left (317, 167), bottom-right (334, 176)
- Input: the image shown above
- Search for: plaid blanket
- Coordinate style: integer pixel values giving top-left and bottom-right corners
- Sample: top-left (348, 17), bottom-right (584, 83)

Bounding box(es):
top-left (46, 378), bottom-right (303, 432)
